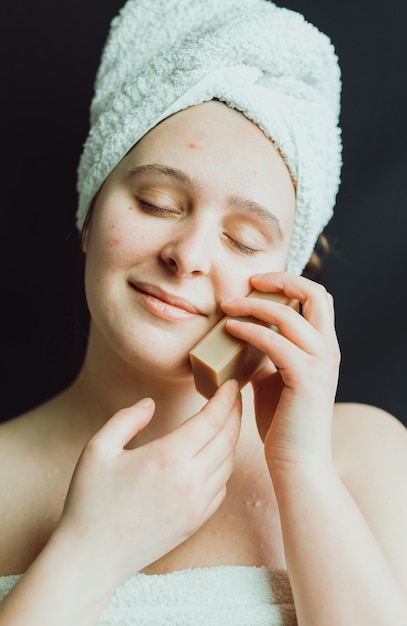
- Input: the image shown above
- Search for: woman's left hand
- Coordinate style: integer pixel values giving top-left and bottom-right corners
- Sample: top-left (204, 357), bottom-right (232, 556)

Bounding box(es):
top-left (220, 272), bottom-right (340, 474)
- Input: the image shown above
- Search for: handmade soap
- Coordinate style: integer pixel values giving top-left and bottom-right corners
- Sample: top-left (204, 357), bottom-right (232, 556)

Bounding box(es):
top-left (189, 290), bottom-right (297, 399)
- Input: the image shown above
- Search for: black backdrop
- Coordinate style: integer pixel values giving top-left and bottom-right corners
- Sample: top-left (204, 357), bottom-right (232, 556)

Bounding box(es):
top-left (2, 1), bottom-right (406, 424)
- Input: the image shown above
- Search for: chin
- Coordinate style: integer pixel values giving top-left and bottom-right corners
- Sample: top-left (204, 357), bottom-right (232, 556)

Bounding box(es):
top-left (117, 335), bottom-right (196, 379)
top-left (88, 314), bottom-right (208, 381)
top-left (132, 353), bottom-right (195, 383)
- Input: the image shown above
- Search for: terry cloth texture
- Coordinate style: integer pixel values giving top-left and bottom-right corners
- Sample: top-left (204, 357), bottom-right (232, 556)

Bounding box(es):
top-left (76, 0), bottom-right (342, 275)
top-left (0, 566), bottom-right (297, 625)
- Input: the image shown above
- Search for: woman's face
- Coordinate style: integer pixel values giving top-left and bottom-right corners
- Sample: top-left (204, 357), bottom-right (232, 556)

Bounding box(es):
top-left (83, 101), bottom-right (295, 377)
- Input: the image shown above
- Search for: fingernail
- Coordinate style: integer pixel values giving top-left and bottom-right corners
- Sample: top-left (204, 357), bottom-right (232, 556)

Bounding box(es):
top-left (221, 297), bottom-right (235, 304)
top-left (137, 397), bottom-right (153, 407)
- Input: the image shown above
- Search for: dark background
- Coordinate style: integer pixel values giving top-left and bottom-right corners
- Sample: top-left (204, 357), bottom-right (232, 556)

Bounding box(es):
top-left (1, 1), bottom-right (406, 424)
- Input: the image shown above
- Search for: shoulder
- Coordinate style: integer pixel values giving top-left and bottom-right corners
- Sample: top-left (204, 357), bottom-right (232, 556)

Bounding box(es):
top-left (0, 401), bottom-right (73, 575)
top-left (332, 402), bottom-right (407, 474)
top-left (0, 405), bottom-right (53, 466)
top-left (0, 394), bottom-right (77, 494)
top-left (0, 403), bottom-right (63, 509)
top-left (332, 401), bottom-right (407, 492)
top-left (332, 402), bottom-right (407, 589)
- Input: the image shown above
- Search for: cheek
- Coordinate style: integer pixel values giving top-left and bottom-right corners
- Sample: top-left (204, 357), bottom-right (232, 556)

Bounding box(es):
top-left (85, 215), bottom-right (157, 295)
top-left (214, 254), bottom-right (287, 304)
top-left (84, 224), bottom-right (126, 304)
top-left (93, 221), bottom-right (139, 266)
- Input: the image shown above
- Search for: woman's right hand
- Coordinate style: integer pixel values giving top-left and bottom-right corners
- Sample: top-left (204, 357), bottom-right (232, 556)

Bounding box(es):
top-left (55, 379), bottom-right (241, 590)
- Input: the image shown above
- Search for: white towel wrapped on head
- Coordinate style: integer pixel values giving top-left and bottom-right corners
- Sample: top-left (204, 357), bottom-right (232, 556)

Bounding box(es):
top-left (76, 0), bottom-right (342, 275)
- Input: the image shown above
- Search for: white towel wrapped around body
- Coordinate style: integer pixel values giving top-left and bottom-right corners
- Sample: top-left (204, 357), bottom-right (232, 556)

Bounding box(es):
top-left (0, 565), bottom-right (297, 625)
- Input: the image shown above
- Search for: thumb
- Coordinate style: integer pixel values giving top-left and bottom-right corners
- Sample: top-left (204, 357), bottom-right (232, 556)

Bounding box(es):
top-left (92, 398), bottom-right (155, 455)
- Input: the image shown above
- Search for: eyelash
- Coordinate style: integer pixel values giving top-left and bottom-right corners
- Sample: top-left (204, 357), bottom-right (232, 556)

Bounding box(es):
top-left (138, 200), bottom-right (174, 215)
top-left (225, 235), bottom-right (258, 256)
top-left (138, 199), bottom-right (258, 256)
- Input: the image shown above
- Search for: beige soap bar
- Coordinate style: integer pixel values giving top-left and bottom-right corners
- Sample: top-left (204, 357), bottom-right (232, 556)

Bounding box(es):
top-left (189, 290), bottom-right (298, 398)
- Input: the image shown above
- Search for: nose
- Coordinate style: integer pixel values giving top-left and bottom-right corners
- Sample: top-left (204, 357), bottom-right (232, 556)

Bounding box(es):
top-left (160, 222), bottom-right (212, 278)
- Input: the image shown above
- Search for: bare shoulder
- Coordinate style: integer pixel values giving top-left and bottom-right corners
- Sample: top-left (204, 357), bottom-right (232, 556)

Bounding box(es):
top-left (0, 399), bottom-right (75, 575)
top-left (332, 401), bottom-right (407, 492)
top-left (0, 400), bottom-right (62, 472)
top-left (332, 401), bottom-right (407, 476)
top-left (332, 402), bottom-right (407, 588)
top-left (0, 407), bottom-right (46, 473)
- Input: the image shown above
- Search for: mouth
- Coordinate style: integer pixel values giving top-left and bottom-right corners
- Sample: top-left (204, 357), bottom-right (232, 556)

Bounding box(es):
top-left (130, 282), bottom-right (206, 322)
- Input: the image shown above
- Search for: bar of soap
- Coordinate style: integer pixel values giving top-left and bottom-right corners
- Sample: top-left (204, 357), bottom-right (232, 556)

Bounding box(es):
top-left (189, 290), bottom-right (297, 399)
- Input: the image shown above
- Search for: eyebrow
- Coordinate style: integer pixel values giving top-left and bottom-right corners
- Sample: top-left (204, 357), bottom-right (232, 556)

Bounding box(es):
top-left (126, 163), bottom-right (195, 188)
top-left (227, 196), bottom-right (284, 242)
top-left (125, 163), bottom-right (284, 241)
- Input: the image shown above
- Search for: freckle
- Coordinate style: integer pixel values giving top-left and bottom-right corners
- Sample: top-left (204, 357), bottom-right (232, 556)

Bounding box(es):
top-left (128, 206), bottom-right (133, 211)
top-left (187, 142), bottom-right (199, 149)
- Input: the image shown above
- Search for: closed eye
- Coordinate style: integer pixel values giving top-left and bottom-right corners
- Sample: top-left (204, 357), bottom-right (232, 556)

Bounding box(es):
top-left (137, 199), bottom-right (175, 216)
top-left (225, 234), bottom-right (258, 256)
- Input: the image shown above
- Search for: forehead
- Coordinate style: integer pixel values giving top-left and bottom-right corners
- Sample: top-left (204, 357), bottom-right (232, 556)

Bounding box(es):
top-left (122, 101), bottom-right (294, 202)
top-left (133, 101), bottom-right (281, 164)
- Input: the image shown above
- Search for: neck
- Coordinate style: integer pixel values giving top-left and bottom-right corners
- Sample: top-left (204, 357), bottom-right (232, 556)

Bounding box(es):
top-left (67, 325), bottom-right (262, 460)
top-left (69, 330), bottom-right (207, 443)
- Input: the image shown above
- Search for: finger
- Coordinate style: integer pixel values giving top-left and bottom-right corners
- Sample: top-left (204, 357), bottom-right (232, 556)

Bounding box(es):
top-left (251, 360), bottom-right (279, 388)
top-left (194, 395), bottom-right (241, 469)
top-left (225, 317), bottom-right (302, 380)
top-left (169, 379), bottom-right (241, 457)
top-left (199, 453), bottom-right (236, 522)
top-left (201, 483), bottom-right (229, 526)
top-left (250, 272), bottom-right (335, 334)
top-left (221, 295), bottom-right (319, 354)
top-left (90, 398), bottom-right (155, 457)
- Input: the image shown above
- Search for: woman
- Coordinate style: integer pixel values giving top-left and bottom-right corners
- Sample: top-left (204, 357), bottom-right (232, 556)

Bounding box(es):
top-left (0, 1), bottom-right (407, 624)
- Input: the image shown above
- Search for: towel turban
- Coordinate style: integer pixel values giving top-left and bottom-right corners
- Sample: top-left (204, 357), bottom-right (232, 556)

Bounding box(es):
top-left (76, 0), bottom-right (342, 275)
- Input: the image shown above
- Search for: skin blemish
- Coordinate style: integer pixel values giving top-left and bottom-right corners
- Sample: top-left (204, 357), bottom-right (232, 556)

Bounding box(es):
top-left (110, 238), bottom-right (120, 246)
top-left (108, 224), bottom-right (120, 246)
top-left (186, 142), bottom-right (199, 149)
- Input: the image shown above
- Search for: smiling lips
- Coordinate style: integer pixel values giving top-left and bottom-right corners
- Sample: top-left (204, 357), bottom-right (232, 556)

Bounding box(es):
top-left (131, 282), bottom-right (205, 322)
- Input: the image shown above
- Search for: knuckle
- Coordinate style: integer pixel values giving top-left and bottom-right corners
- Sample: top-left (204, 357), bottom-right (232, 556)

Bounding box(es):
top-left (204, 409), bottom-right (223, 435)
top-left (83, 434), bottom-right (107, 460)
top-left (281, 303), bottom-right (299, 323)
top-left (223, 453), bottom-right (235, 480)
top-left (313, 282), bottom-right (328, 298)
top-left (157, 445), bottom-right (180, 472)
top-left (218, 427), bottom-right (236, 453)
top-left (264, 327), bottom-right (279, 352)
top-left (181, 485), bottom-right (207, 528)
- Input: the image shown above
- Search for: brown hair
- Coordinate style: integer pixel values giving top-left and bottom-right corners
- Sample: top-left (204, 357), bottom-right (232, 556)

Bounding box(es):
top-left (302, 233), bottom-right (331, 280)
